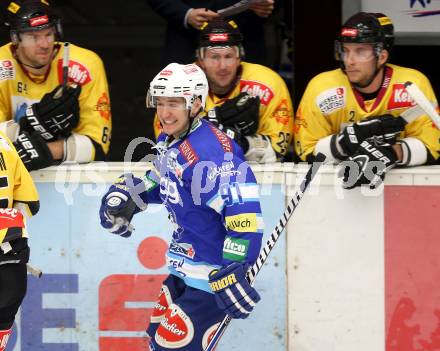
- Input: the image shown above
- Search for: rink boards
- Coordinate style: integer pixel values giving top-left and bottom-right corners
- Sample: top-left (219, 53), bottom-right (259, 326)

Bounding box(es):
top-left (6, 162), bottom-right (440, 351)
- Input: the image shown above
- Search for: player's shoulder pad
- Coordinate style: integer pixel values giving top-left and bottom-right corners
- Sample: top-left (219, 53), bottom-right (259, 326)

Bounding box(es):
top-left (388, 63), bottom-right (432, 87)
top-left (183, 119), bottom-right (242, 164)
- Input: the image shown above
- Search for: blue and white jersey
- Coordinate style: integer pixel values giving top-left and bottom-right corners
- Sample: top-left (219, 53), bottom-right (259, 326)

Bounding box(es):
top-left (144, 119), bottom-right (264, 293)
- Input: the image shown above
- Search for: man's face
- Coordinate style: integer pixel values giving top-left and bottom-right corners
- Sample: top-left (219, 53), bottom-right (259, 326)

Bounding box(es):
top-left (156, 97), bottom-right (190, 138)
top-left (198, 47), bottom-right (240, 94)
top-left (16, 27), bottom-right (56, 68)
top-left (341, 43), bottom-right (379, 86)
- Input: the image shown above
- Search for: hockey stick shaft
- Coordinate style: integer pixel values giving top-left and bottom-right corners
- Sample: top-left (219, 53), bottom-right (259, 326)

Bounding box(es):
top-left (204, 153), bottom-right (326, 351)
top-left (404, 81), bottom-right (440, 129)
top-left (62, 42), bottom-right (70, 88)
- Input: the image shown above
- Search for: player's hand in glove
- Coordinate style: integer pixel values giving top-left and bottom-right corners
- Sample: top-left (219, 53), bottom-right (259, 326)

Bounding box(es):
top-left (214, 92), bottom-right (260, 136)
top-left (339, 138), bottom-right (398, 190)
top-left (209, 262), bottom-right (260, 319)
top-left (13, 131), bottom-right (54, 171)
top-left (99, 173), bottom-right (148, 237)
top-left (19, 83), bottom-right (81, 141)
top-left (335, 115), bottom-right (406, 157)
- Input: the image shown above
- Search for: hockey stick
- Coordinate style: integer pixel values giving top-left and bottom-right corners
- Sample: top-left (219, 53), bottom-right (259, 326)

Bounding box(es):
top-left (218, 0), bottom-right (251, 17)
top-left (217, 0), bottom-right (265, 17)
top-left (27, 263), bottom-right (42, 278)
top-left (404, 81), bottom-right (440, 129)
top-left (204, 153), bottom-right (326, 351)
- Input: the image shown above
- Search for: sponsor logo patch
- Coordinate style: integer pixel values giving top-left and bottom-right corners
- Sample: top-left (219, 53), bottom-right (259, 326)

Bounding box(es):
top-left (155, 304), bottom-right (194, 349)
top-left (0, 209), bottom-right (24, 230)
top-left (0, 60), bottom-right (14, 81)
top-left (209, 33), bottom-right (229, 42)
top-left (388, 83), bottom-right (415, 110)
top-left (178, 140), bottom-right (199, 166)
top-left (209, 125), bottom-right (233, 152)
top-left (169, 242), bottom-right (195, 259)
top-left (29, 15), bottom-right (49, 27)
top-left (151, 285), bottom-right (173, 323)
top-left (57, 59), bottom-right (92, 85)
top-left (225, 213), bottom-right (257, 232)
top-left (240, 80), bottom-right (274, 105)
top-left (202, 323), bottom-right (221, 349)
top-left (222, 236), bottom-right (250, 262)
top-left (316, 87), bottom-right (346, 115)
top-left (182, 64), bottom-right (199, 74)
top-left (341, 28), bottom-right (358, 37)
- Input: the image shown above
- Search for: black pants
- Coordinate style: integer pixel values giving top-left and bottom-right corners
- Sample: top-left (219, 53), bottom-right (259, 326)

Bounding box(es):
top-left (0, 239), bottom-right (29, 330)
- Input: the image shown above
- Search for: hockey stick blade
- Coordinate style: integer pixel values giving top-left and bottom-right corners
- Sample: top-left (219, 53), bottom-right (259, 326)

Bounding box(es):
top-left (204, 153), bottom-right (326, 351)
top-left (404, 81), bottom-right (440, 129)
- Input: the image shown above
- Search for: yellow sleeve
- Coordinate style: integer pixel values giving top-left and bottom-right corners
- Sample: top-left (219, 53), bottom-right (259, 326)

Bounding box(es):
top-left (402, 73), bottom-right (440, 162)
top-left (293, 77), bottom-right (336, 161)
top-left (257, 74), bottom-right (294, 158)
top-left (0, 86), bottom-right (10, 122)
top-left (74, 53), bottom-right (112, 157)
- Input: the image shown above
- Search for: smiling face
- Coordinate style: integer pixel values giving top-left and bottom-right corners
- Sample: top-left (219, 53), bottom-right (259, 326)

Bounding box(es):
top-left (341, 42), bottom-right (388, 90)
top-left (156, 97), bottom-right (189, 138)
top-left (15, 26), bottom-right (56, 70)
top-left (198, 46), bottom-right (240, 95)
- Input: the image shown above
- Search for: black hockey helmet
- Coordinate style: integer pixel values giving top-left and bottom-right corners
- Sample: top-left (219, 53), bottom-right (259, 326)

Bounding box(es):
top-left (5, 0), bottom-right (62, 43)
top-left (335, 12), bottom-right (394, 61)
top-left (197, 18), bottom-right (245, 59)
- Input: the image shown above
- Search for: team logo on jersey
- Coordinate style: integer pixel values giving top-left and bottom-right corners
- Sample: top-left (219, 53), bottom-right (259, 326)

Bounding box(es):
top-left (151, 285), bottom-right (173, 323)
top-left (179, 140), bottom-right (199, 166)
top-left (240, 80), bottom-right (274, 105)
top-left (316, 87), bottom-right (346, 115)
top-left (207, 160), bottom-right (240, 181)
top-left (155, 304), bottom-right (195, 349)
top-left (388, 83), bottom-right (416, 110)
top-left (57, 59), bottom-right (92, 85)
top-left (222, 236), bottom-right (249, 262)
top-left (0, 60), bottom-right (14, 81)
top-left (95, 92), bottom-right (111, 120)
top-left (169, 242), bottom-right (195, 259)
top-left (271, 98), bottom-right (291, 125)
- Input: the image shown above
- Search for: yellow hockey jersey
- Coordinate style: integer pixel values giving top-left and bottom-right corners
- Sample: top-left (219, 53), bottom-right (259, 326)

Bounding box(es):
top-left (0, 42), bottom-right (112, 156)
top-left (294, 64), bottom-right (440, 162)
top-left (154, 62), bottom-right (294, 159)
top-left (0, 131), bottom-right (39, 244)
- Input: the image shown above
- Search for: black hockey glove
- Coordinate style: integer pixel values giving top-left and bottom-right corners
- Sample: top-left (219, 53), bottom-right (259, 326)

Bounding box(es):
top-left (337, 115), bottom-right (407, 156)
top-left (19, 83), bottom-right (81, 141)
top-left (339, 138), bottom-right (398, 190)
top-left (13, 131), bottom-right (54, 171)
top-left (214, 92), bottom-right (260, 136)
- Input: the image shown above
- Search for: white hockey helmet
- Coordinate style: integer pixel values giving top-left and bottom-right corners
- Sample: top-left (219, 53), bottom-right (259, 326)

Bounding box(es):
top-left (146, 63), bottom-right (209, 111)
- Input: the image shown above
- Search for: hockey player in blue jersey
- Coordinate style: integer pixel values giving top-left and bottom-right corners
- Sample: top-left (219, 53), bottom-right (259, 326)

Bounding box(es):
top-left (99, 63), bottom-right (264, 350)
